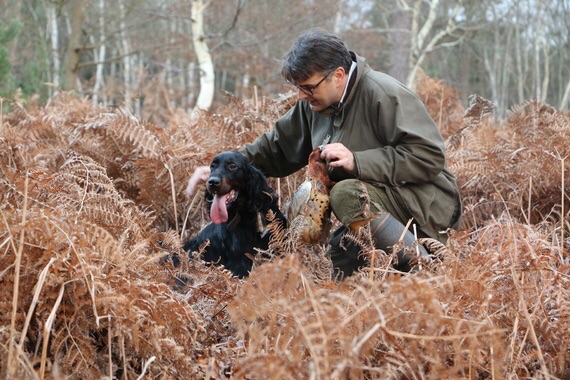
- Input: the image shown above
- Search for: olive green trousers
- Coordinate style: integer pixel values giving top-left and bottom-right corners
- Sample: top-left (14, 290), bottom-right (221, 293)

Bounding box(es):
top-left (327, 179), bottom-right (428, 278)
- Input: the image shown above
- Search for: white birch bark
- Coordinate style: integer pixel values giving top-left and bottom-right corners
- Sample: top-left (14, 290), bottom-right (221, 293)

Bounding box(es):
top-left (93, 0), bottom-right (106, 105)
top-left (119, 0), bottom-right (132, 109)
top-left (540, 43), bottom-right (550, 103)
top-left (560, 80), bottom-right (570, 110)
top-left (514, 21), bottom-right (525, 103)
top-left (533, 1), bottom-right (543, 100)
top-left (46, 4), bottom-right (60, 92)
top-left (191, 0), bottom-right (215, 113)
top-left (405, 0), bottom-right (463, 89)
top-left (413, 0), bottom-right (439, 60)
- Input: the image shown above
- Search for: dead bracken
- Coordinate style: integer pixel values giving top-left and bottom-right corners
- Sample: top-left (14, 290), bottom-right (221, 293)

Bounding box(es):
top-left (1, 80), bottom-right (569, 379)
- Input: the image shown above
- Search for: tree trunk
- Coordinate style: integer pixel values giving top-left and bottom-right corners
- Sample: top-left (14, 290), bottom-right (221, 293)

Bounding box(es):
top-left (514, 11), bottom-right (524, 104)
top-left (46, 4), bottom-right (60, 92)
top-left (119, 0), bottom-right (132, 109)
top-left (63, 0), bottom-right (85, 91)
top-left (388, 8), bottom-right (411, 83)
top-left (92, 0), bottom-right (106, 105)
top-left (483, 49), bottom-right (498, 109)
top-left (498, 28), bottom-right (513, 118)
top-left (191, 0), bottom-right (215, 112)
top-left (533, 1), bottom-right (543, 101)
top-left (406, 0), bottom-right (459, 89)
top-left (540, 42), bottom-right (550, 102)
top-left (560, 79), bottom-right (570, 110)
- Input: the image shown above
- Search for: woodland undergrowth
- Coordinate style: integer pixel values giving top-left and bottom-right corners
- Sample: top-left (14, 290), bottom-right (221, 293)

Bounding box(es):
top-left (0, 76), bottom-right (569, 379)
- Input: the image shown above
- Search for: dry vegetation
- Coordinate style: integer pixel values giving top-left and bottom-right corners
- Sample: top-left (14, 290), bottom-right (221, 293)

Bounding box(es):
top-left (1, 75), bottom-right (569, 379)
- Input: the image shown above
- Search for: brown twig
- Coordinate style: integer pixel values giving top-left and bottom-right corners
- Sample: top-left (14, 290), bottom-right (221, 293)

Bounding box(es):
top-left (7, 173), bottom-right (29, 378)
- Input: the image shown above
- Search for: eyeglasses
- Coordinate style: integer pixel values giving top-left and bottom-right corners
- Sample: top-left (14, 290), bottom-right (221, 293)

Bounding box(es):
top-left (288, 70), bottom-right (333, 96)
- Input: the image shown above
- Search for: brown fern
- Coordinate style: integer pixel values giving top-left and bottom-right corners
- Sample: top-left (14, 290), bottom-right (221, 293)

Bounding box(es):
top-left (2, 87), bottom-right (570, 380)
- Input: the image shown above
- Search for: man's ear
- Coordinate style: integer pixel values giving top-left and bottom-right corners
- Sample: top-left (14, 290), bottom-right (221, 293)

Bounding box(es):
top-left (332, 67), bottom-right (346, 86)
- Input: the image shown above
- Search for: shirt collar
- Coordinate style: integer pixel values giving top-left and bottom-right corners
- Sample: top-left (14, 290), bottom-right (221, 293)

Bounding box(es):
top-left (321, 60), bottom-right (357, 116)
top-left (338, 60), bottom-right (357, 107)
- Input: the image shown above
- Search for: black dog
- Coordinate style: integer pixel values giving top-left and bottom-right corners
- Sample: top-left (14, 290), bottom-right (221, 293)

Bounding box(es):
top-left (181, 151), bottom-right (286, 278)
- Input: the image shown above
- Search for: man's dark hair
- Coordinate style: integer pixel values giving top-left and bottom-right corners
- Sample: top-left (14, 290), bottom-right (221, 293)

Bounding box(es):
top-left (281, 28), bottom-right (353, 83)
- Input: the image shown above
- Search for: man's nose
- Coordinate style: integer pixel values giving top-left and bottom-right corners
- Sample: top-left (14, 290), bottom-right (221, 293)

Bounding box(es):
top-left (297, 89), bottom-right (309, 99)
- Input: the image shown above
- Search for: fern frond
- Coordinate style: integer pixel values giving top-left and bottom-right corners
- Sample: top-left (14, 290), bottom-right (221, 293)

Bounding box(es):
top-left (78, 108), bottom-right (168, 159)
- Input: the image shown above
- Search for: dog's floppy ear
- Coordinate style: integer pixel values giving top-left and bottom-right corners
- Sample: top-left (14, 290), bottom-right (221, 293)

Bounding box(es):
top-left (246, 163), bottom-right (287, 227)
top-left (246, 164), bottom-right (273, 210)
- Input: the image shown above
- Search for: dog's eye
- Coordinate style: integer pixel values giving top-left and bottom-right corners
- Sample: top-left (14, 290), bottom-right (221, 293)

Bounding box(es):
top-left (228, 163), bottom-right (238, 170)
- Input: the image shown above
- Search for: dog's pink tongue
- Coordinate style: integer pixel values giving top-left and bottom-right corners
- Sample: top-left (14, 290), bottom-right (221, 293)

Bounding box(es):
top-left (210, 194), bottom-right (229, 224)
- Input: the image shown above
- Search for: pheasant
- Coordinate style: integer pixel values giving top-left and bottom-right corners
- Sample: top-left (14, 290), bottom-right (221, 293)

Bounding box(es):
top-left (286, 147), bottom-right (335, 244)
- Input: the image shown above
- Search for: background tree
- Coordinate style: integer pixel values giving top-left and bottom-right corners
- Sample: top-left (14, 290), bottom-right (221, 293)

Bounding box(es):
top-left (0, 0), bottom-right (569, 116)
top-left (0, 21), bottom-right (21, 97)
top-left (191, 0), bottom-right (215, 112)
top-left (45, 1), bottom-right (61, 92)
top-left (62, 0), bottom-right (86, 91)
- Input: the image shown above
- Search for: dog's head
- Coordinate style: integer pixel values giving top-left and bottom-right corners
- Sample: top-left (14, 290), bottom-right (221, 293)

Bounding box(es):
top-left (206, 151), bottom-right (272, 224)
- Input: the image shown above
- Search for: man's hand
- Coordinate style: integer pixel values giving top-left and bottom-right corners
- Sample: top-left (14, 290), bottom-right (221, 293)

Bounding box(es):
top-left (319, 143), bottom-right (356, 174)
top-left (185, 166), bottom-right (210, 199)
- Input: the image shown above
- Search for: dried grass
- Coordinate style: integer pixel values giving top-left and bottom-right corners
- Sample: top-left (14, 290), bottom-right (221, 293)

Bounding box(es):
top-left (0, 80), bottom-right (569, 379)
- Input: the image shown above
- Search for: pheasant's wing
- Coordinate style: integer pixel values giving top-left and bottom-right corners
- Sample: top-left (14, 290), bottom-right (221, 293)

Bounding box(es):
top-left (286, 181), bottom-right (312, 222)
top-left (304, 184), bottom-right (332, 243)
top-left (286, 147), bottom-right (334, 244)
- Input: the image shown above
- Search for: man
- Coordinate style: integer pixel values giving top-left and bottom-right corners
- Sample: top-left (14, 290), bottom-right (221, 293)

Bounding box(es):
top-left (187, 28), bottom-right (462, 278)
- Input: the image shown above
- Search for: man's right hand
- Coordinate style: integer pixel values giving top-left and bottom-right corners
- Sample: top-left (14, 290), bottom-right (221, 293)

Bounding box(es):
top-left (185, 166), bottom-right (210, 199)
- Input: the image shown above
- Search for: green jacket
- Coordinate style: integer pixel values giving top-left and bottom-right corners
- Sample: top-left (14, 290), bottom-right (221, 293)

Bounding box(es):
top-left (241, 53), bottom-right (462, 241)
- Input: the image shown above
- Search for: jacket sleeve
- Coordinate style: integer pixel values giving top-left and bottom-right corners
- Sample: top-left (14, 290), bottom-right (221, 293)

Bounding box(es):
top-left (353, 81), bottom-right (446, 187)
top-left (240, 101), bottom-right (314, 177)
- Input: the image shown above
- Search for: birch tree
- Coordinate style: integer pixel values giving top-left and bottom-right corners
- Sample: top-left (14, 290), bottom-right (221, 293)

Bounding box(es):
top-left (561, 80), bottom-right (570, 110)
top-left (62, 0), bottom-right (86, 91)
top-left (118, 0), bottom-right (132, 109)
top-left (191, 0), bottom-right (215, 113)
top-left (481, 5), bottom-right (514, 116)
top-left (513, 8), bottom-right (525, 104)
top-left (368, 0), bottom-right (470, 89)
top-left (4, 0), bottom-right (570, 113)
top-left (533, 0), bottom-right (546, 101)
top-left (405, 0), bottom-right (465, 88)
top-left (46, 3), bottom-right (60, 92)
top-left (92, 0), bottom-right (106, 105)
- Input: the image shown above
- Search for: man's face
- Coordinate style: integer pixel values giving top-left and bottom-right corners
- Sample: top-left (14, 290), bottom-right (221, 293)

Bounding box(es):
top-left (293, 69), bottom-right (344, 112)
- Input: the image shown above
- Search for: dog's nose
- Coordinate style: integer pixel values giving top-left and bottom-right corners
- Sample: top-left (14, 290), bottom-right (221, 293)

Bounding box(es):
top-left (207, 177), bottom-right (221, 189)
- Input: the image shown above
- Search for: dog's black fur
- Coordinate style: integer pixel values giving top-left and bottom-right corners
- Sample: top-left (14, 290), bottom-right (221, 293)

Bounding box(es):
top-left (179, 151), bottom-right (286, 278)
